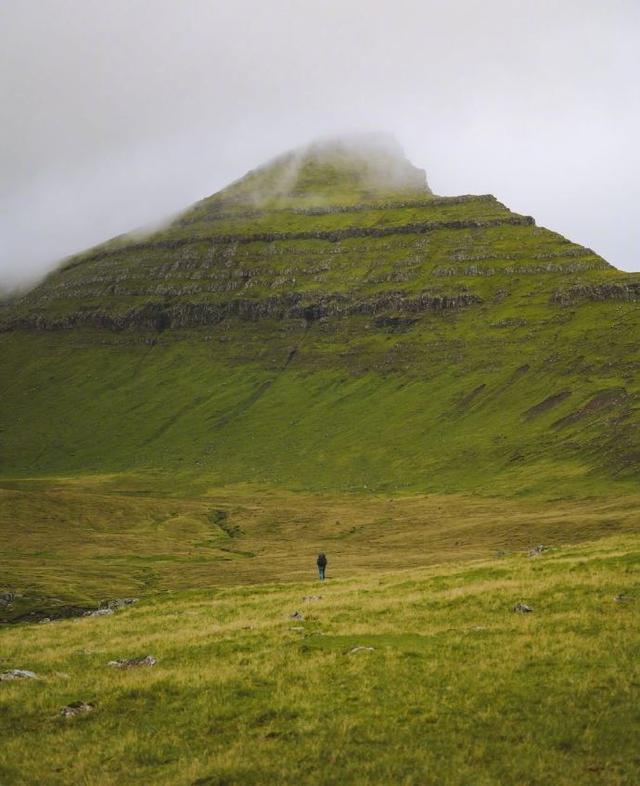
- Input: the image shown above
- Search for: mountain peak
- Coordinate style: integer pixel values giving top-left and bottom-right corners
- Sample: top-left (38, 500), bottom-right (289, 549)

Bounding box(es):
top-left (211, 133), bottom-right (432, 208)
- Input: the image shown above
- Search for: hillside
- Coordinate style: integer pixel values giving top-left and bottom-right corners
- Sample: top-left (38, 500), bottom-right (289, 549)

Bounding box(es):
top-left (1, 134), bottom-right (640, 618)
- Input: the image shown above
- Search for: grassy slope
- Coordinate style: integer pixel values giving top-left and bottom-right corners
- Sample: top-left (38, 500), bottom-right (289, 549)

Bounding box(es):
top-left (2, 285), bottom-right (640, 494)
top-left (1, 534), bottom-right (639, 785)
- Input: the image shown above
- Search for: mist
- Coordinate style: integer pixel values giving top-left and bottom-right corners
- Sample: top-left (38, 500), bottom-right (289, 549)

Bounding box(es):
top-left (1, 0), bottom-right (639, 291)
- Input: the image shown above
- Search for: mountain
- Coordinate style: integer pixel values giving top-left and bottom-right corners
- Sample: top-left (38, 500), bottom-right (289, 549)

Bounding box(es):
top-left (2, 134), bottom-right (640, 497)
top-left (2, 136), bottom-right (639, 782)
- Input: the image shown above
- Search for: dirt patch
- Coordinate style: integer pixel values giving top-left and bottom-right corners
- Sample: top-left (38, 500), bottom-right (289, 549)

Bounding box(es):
top-left (524, 390), bottom-right (572, 420)
top-left (552, 388), bottom-right (628, 430)
top-left (511, 364), bottom-right (530, 380)
top-left (457, 383), bottom-right (486, 411)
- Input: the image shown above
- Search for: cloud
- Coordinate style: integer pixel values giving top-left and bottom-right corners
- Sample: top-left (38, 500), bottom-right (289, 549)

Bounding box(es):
top-left (1, 0), bottom-right (639, 289)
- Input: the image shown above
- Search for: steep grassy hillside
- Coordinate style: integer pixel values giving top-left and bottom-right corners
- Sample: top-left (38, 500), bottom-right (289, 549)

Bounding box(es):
top-left (1, 534), bottom-right (639, 785)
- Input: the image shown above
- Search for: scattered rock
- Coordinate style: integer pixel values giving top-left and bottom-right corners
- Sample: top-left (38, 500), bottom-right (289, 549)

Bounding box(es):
top-left (528, 545), bottom-right (545, 558)
top-left (38, 617), bottom-right (51, 624)
top-left (513, 603), bottom-right (534, 613)
top-left (60, 701), bottom-right (95, 718)
top-left (99, 598), bottom-right (139, 611)
top-left (348, 646), bottom-right (375, 655)
top-left (84, 608), bottom-right (114, 617)
top-left (0, 592), bottom-right (15, 607)
top-left (302, 595), bottom-right (322, 602)
top-left (107, 655), bottom-right (157, 669)
top-left (0, 669), bottom-right (38, 681)
top-left (614, 593), bottom-right (634, 604)
top-left (290, 611), bottom-right (305, 621)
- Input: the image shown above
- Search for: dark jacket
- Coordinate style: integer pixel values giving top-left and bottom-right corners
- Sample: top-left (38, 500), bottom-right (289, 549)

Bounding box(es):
top-left (317, 553), bottom-right (327, 568)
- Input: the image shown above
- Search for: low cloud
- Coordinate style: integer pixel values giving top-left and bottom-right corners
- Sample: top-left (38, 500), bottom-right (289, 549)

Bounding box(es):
top-left (1, 0), bottom-right (639, 289)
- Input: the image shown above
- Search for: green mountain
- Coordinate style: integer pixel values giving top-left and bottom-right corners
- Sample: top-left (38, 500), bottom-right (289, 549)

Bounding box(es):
top-left (2, 135), bottom-right (639, 495)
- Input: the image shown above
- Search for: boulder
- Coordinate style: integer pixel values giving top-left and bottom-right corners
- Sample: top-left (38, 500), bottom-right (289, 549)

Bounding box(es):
top-left (513, 602), bottom-right (534, 613)
top-left (0, 591), bottom-right (16, 608)
top-left (107, 655), bottom-right (156, 669)
top-left (99, 598), bottom-right (139, 611)
top-left (0, 669), bottom-right (38, 681)
top-left (84, 608), bottom-right (114, 617)
top-left (60, 701), bottom-right (95, 718)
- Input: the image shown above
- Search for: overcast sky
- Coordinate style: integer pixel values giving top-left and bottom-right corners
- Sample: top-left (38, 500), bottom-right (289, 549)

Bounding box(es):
top-left (1, 0), bottom-right (639, 290)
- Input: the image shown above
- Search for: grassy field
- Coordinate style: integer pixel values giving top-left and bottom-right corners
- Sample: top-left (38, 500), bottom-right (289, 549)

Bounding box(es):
top-left (1, 532), bottom-right (639, 785)
top-left (2, 474), bottom-right (640, 620)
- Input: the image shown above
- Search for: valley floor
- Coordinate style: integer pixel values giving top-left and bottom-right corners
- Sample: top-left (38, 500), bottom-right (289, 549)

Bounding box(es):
top-left (1, 532), bottom-right (639, 785)
top-left (2, 474), bottom-right (640, 619)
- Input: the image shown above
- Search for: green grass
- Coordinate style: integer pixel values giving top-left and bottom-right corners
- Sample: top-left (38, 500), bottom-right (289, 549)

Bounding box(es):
top-left (1, 533), bottom-right (639, 785)
top-left (2, 475), bottom-right (640, 620)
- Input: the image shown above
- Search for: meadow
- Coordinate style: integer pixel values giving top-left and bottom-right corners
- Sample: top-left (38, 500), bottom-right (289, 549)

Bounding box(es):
top-left (1, 531), bottom-right (639, 785)
top-left (2, 474), bottom-right (640, 619)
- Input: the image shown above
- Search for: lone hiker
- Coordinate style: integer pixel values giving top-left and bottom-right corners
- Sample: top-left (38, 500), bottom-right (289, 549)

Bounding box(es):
top-left (317, 552), bottom-right (327, 581)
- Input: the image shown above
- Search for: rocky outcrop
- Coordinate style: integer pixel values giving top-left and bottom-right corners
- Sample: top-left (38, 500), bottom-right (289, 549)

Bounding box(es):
top-left (434, 259), bottom-right (608, 277)
top-left (2, 290), bottom-right (482, 332)
top-left (552, 282), bottom-right (640, 304)
top-left (61, 216), bottom-right (535, 272)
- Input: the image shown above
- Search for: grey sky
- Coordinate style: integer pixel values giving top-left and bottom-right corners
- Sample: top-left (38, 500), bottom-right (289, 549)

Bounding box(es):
top-left (1, 0), bottom-right (639, 289)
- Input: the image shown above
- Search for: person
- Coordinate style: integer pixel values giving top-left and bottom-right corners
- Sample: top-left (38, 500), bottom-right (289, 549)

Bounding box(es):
top-left (317, 552), bottom-right (327, 580)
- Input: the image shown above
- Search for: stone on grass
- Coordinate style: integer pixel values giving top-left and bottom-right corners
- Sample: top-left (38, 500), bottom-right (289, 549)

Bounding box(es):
top-left (107, 655), bottom-right (157, 669)
top-left (348, 646), bottom-right (375, 655)
top-left (513, 602), bottom-right (534, 613)
top-left (302, 595), bottom-right (322, 602)
top-left (0, 591), bottom-right (15, 607)
top-left (99, 598), bottom-right (139, 611)
top-left (614, 593), bottom-right (633, 603)
top-left (84, 608), bottom-right (114, 617)
top-left (60, 701), bottom-right (95, 718)
top-left (0, 669), bottom-right (38, 681)
top-left (528, 545), bottom-right (545, 558)
top-left (290, 611), bottom-right (305, 621)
